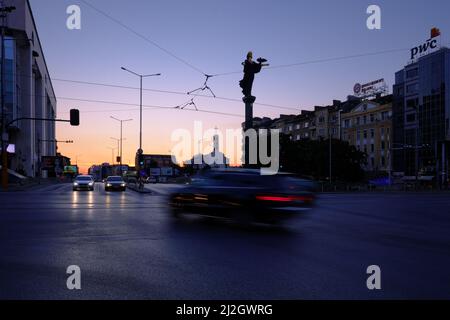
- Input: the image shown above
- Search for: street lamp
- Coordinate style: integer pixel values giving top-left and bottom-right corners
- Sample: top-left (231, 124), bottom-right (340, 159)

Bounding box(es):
top-left (75, 154), bottom-right (82, 166)
top-left (120, 67), bottom-right (161, 155)
top-left (106, 146), bottom-right (117, 165)
top-left (110, 137), bottom-right (127, 163)
top-left (110, 116), bottom-right (132, 174)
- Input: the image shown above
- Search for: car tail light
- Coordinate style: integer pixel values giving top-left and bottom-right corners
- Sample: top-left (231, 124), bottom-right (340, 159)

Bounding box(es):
top-left (256, 195), bottom-right (313, 203)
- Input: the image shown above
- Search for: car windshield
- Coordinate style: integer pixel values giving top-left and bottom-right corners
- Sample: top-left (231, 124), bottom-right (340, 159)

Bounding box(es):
top-left (107, 177), bottom-right (123, 182)
top-left (76, 176), bottom-right (92, 181)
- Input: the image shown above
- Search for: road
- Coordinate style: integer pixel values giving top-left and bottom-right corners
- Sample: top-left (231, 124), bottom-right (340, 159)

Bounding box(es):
top-left (1, 183), bottom-right (450, 299)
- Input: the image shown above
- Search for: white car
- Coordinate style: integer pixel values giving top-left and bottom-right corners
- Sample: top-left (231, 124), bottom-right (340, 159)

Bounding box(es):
top-left (73, 175), bottom-right (95, 191)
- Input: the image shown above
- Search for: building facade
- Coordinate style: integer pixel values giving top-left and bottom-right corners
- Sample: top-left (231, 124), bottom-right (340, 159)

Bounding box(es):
top-left (393, 47), bottom-right (450, 183)
top-left (341, 96), bottom-right (393, 172)
top-left (1, 0), bottom-right (56, 177)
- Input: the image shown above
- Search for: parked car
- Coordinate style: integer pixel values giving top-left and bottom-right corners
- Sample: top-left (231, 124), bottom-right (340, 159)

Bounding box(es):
top-left (73, 175), bottom-right (94, 191)
top-left (104, 176), bottom-right (126, 192)
top-left (168, 169), bottom-right (316, 225)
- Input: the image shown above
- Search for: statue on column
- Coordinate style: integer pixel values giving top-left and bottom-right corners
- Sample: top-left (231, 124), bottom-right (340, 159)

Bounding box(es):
top-left (239, 51), bottom-right (269, 102)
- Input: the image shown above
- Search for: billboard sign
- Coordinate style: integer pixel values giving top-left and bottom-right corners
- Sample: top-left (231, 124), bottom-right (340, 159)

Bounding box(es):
top-left (353, 79), bottom-right (387, 98)
top-left (409, 28), bottom-right (441, 63)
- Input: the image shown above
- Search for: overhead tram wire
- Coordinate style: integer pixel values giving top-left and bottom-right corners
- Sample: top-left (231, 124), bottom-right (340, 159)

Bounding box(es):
top-left (12, 90), bottom-right (244, 118)
top-left (11, 71), bottom-right (300, 112)
top-left (79, 0), bottom-right (206, 76)
top-left (49, 77), bottom-right (301, 112)
top-left (210, 47), bottom-right (414, 77)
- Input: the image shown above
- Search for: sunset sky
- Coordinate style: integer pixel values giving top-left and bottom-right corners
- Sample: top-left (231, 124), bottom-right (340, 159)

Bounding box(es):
top-left (29, 0), bottom-right (450, 172)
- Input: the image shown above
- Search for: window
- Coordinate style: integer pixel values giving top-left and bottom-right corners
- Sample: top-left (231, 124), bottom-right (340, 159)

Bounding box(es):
top-left (407, 98), bottom-right (419, 109)
top-left (370, 129), bottom-right (375, 139)
top-left (381, 111), bottom-right (389, 120)
top-left (406, 68), bottom-right (418, 78)
top-left (381, 157), bottom-right (386, 167)
top-left (304, 122), bottom-right (309, 128)
top-left (344, 119), bottom-right (350, 128)
top-left (406, 113), bottom-right (416, 123)
top-left (396, 87), bottom-right (404, 96)
top-left (363, 116), bottom-right (367, 124)
top-left (357, 131), bottom-right (361, 141)
top-left (356, 117), bottom-right (360, 125)
top-left (370, 114), bottom-right (375, 123)
top-left (295, 124), bottom-right (300, 130)
top-left (371, 144), bottom-right (375, 153)
top-left (363, 130), bottom-right (368, 139)
top-left (406, 83), bottom-right (419, 94)
top-left (371, 157), bottom-right (375, 167)
top-left (381, 141), bottom-right (386, 150)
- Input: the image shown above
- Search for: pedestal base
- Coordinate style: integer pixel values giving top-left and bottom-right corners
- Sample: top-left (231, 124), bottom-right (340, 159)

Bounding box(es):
top-left (243, 95), bottom-right (256, 104)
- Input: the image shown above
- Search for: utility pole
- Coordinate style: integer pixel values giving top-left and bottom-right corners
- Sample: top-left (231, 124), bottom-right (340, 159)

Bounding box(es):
top-left (0, 3), bottom-right (16, 190)
top-left (110, 116), bottom-right (132, 176)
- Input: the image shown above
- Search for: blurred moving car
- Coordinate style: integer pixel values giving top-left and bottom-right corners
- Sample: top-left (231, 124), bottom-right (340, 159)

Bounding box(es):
top-left (168, 169), bottom-right (316, 225)
top-left (104, 176), bottom-right (126, 192)
top-left (73, 175), bottom-right (95, 191)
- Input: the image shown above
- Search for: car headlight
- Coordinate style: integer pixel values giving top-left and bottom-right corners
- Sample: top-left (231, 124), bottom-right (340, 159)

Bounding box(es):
top-left (73, 182), bottom-right (78, 186)
top-left (121, 183), bottom-right (126, 187)
top-left (107, 183), bottom-right (112, 187)
top-left (88, 182), bottom-right (93, 186)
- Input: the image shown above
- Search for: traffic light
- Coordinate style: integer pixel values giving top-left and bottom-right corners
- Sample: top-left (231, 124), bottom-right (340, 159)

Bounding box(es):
top-left (138, 154), bottom-right (144, 167)
top-left (70, 109), bottom-right (80, 126)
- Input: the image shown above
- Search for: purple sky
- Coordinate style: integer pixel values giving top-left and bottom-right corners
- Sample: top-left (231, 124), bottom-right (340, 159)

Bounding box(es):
top-left (28, 0), bottom-right (450, 168)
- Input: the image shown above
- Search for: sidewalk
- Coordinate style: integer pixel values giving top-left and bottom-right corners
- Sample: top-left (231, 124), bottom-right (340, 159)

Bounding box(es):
top-left (0, 178), bottom-right (60, 192)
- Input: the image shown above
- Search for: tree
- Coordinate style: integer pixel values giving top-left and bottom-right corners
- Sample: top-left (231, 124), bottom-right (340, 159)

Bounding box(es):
top-left (279, 134), bottom-right (366, 182)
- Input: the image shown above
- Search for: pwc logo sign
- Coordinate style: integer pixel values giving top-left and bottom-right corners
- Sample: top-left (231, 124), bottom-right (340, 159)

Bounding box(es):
top-left (410, 28), bottom-right (441, 61)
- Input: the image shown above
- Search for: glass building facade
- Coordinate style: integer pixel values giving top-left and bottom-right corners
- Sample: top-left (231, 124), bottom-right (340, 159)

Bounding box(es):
top-left (1, 36), bottom-right (17, 125)
top-left (393, 47), bottom-right (450, 184)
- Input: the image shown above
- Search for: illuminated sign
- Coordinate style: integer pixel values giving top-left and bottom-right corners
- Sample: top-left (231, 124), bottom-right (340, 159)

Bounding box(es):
top-left (353, 79), bottom-right (387, 98)
top-left (409, 28), bottom-right (441, 62)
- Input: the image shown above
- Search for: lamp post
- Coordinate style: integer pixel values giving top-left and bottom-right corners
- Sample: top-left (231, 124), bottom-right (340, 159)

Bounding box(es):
top-left (106, 146), bottom-right (117, 165)
top-left (110, 116), bottom-right (132, 175)
top-left (120, 67), bottom-right (160, 160)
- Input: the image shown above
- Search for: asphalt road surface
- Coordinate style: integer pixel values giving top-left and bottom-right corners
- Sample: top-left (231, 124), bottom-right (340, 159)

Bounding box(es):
top-left (1, 183), bottom-right (450, 299)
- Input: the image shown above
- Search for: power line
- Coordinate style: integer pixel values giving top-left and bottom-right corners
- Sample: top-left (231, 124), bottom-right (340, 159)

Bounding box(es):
top-left (12, 72), bottom-right (300, 112)
top-left (79, 0), bottom-right (206, 76)
top-left (211, 47), bottom-right (415, 77)
top-left (14, 90), bottom-right (244, 118)
top-left (51, 77), bottom-right (300, 111)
